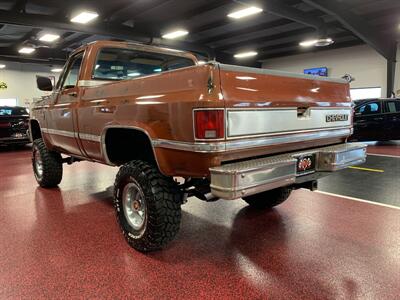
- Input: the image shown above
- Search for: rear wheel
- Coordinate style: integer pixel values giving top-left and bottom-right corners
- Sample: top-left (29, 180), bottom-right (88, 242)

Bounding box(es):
top-left (32, 138), bottom-right (63, 188)
top-left (114, 160), bottom-right (182, 252)
top-left (243, 187), bottom-right (293, 209)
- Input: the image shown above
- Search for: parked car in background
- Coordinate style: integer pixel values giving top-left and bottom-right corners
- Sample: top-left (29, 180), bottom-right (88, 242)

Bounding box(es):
top-left (351, 98), bottom-right (400, 141)
top-left (0, 106), bottom-right (30, 147)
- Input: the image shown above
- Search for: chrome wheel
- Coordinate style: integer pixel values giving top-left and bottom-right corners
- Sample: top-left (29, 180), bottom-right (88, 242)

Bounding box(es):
top-left (122, 181), bottom-right (147, 230)
top-left (33, 147), bottom-right (43, 179)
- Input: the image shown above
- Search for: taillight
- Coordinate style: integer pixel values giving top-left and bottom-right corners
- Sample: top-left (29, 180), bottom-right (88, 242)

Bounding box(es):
top-left (194, 109), bottom-right (225, 139)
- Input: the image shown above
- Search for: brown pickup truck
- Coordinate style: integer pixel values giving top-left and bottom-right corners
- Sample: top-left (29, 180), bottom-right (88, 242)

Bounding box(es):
top-left (30, 40), bottom-right (366, 252)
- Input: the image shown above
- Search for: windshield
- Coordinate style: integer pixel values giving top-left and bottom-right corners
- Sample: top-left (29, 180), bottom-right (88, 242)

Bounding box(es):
top-left (0, 107), bottom-right (29, 116)
top-left (93, 47), bottom-right (195, 80)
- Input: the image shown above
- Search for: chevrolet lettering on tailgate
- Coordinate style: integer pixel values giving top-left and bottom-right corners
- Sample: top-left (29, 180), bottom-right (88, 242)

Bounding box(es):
top-left (326, 114), bottom-right (349, 122)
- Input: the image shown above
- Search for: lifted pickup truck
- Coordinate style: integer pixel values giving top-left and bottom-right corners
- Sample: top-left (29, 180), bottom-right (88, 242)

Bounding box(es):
top-left (31, 40), bottom-right (366, 252)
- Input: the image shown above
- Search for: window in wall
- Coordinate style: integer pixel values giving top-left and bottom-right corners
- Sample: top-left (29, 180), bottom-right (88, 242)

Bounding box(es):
top-left (0, 98), bottom-right (17, 106)
top-left (93, 48), bottom-right (195, 80)
top-left (350, 87), bottom-right (382, 101)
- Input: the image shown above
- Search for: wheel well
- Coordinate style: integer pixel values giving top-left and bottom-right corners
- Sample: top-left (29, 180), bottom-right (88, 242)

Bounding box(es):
top-left (104, 128), bottom-right (157, 166)
top-left (30, 120), bottom-right (42, 141)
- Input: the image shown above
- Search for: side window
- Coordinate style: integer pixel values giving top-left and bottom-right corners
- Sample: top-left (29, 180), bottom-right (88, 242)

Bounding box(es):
top-left (385, 101), bottom-right (400, 113)
top-left (92, 48), bottom-right (195, 80)
top-left (61, 53), bottom-right (84, 89)
top-left (357, 102), bottom-right (381, 115)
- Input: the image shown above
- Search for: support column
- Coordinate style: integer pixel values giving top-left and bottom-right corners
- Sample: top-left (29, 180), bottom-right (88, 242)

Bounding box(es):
top-left (387, 59), bottom-right (396, 98)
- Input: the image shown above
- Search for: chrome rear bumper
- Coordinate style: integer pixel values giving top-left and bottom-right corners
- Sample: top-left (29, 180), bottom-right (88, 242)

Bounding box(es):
top-left (210, 143), bottom-right (367, 200)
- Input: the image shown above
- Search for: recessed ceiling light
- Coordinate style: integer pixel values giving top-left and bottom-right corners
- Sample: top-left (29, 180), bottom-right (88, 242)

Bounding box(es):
top-left (18, 47), bottom-right (35, 54)
top-left (162, 30), bottom-right (189, 39)
top-left (70, 11), bottom-right (99, 24)
top-left (0, 64), bottom-right (5, 69)
top-left (39, 33), bottom-right (60, 42)
top-left (234, 51), bottom-right (258, 59)
top-left (51, 68), bottom-right (63, 73)
top-left (228, 6), bottom-right (263, 19)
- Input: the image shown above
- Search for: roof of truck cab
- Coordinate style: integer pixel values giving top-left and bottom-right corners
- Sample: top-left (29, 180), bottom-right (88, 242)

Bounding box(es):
top-left (70, 40), bottom-right (198, 62)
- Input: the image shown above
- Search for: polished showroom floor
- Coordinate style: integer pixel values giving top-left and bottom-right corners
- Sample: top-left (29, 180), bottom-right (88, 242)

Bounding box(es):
top-left (0, 144), bottom-right (399, 299)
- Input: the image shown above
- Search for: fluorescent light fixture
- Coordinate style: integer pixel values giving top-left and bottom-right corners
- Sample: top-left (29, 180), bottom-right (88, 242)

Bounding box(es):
top-left (299, 39), bottom-right (318, 47)
top-left (18, 47), bottom-right (35, 54)
top-left (315, 38), bottom-right (334, 47)
top-left (154, 68), bottom-right (162, 72)
top-left (128, 72), bottom-right (141, 77)
top-left (51, 68), bottom-right (63, 73)
top-left (39, 33), bottom-right (60, 42)
top-left (198, 60), bottom-right (206, 65)
top-left (70, 11), bottom-right (99, 24)
top-left (234, 51), bottom-right (258, 59)
top-left (228, 6), bottom-right (263, 19)
top-left (300, 38), bottom-right (334, 47)
top-left (0, 64), bottom-right (5, 69)
top-left (162, 30), bottom-right (189, 39)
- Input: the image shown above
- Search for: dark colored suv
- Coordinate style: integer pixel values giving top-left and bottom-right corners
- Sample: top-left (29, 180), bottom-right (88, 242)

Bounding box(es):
top-left (0, 106), bottom-right (30, 147)
top-left (351, 98), bottom-right (400, 141)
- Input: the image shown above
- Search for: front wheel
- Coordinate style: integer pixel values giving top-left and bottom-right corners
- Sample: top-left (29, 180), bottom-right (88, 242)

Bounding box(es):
top-left (114, 160), bottom-right (182, 252)
top-left (243, 187), bottom-right (293, 209)
top-left (32, 138), bottom-right (63, 188)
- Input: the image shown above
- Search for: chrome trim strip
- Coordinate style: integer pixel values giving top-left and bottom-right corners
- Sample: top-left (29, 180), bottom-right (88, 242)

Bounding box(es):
top-left (41, 128), bottom-right (101, 142)
top-left (78, 133), bottom-right (101, 142)
top-left (78, 80), bottom-right (112, 87)
top-left (41, 128), bottom-right (75, 138)
top-left (153, 128), bottom-right (352, 153)
top-left (152, 139), bottom-right (226, 153)
top-left (218, 64), bottom-right (348, 84)
top-left (226, 128), bottom-right (351, 150)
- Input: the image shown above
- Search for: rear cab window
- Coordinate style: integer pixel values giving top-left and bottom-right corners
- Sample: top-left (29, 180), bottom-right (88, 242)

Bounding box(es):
top-left (92, 47), bottom-right (195, 80)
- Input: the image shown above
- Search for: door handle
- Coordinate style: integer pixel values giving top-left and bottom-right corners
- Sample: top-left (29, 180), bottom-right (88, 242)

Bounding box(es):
top-left (68, 92), bottom-right (78, 97)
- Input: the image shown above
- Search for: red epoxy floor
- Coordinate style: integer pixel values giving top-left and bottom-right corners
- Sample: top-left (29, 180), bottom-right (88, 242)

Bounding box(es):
top-left (1, 147), bottom-right (400, 299)
top-left (365, 141), bottom-right (400, 157)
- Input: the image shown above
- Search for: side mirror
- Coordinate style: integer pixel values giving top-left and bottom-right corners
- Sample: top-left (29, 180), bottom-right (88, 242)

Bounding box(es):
top-left (36, 76), bottom-right (53, 91)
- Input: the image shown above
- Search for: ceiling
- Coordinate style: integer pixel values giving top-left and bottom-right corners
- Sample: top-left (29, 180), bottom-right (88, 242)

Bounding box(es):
top-left (0, 0), bottom-right (398, 67)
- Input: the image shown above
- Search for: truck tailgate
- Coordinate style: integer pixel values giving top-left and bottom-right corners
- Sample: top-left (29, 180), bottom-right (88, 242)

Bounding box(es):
top-left (217, 64), bottom-right (352, 141)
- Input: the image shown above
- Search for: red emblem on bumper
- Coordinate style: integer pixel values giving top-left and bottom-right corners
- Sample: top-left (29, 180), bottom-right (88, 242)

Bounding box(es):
top-left (298, 157), bottom-right (313, 171)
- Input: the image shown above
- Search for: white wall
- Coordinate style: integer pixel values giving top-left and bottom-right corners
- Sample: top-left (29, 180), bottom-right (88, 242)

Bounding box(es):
top-left (395, 44), bottom-right (400, 96)
top-left (0, 62), bottom-right (60, 107)
top-left (262, 45), bottom-right (393, 98)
